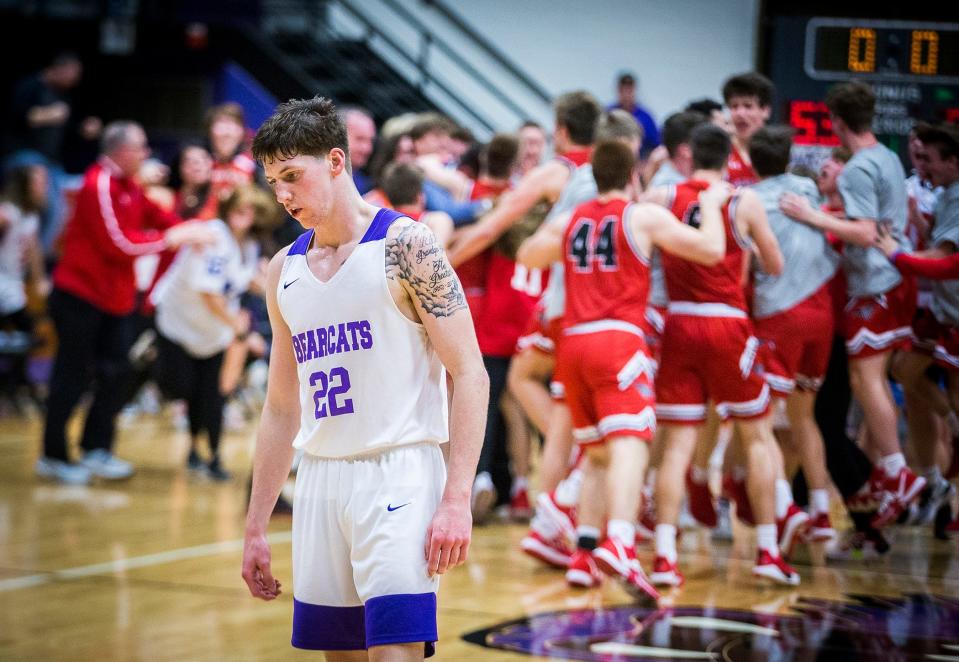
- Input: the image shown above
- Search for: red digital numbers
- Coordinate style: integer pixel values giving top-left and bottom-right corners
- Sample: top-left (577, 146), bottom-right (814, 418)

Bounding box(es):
top-left (789, 100), bottom-right (841, 146)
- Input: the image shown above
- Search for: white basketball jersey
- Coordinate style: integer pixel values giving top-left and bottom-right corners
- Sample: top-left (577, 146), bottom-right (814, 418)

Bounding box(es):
top-left (277, 209), bottom-right (449, 458)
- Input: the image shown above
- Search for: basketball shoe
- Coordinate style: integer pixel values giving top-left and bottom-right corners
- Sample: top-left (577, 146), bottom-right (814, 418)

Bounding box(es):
top-left (521, 530), bottom-right (573, 569)
top-left (752, 550), bottom-right (800, 586)
top-left (870, 467), bottom-right (926, 529)
top-left (593, 537), bottom-right (660, 601)
top-left (650, 556), bottom-right (684, 587)
top-left (566, 549), bottom-right (603, 588)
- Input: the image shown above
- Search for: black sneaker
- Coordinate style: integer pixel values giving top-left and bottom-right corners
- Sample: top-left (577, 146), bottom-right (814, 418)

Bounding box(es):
top-left (207, 460), bottom-right (232, 482)
top-left (187, 450), bottom-right (206, 473)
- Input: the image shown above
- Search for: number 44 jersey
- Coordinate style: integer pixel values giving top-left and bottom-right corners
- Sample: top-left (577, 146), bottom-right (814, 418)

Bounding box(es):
top-left (562, 197), bottom-right (651, 331)
top-left (277, 209), bottom-right (450, 458)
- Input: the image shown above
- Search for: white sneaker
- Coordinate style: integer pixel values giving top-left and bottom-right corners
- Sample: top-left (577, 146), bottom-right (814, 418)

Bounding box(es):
top-left (81, 449), bottom-right (135, 480)
top-left (36, 457), bottom-right (93, 485)
top-left (471, 472), bottom-right (497, 522)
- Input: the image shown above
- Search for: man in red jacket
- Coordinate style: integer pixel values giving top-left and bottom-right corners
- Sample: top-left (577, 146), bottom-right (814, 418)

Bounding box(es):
top-left (38, 120), bottom-right (212, 485)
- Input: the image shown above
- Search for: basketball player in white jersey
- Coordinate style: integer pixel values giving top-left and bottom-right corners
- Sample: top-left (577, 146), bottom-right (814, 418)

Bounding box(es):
top-left (241, 97), bottom-right (489, 661)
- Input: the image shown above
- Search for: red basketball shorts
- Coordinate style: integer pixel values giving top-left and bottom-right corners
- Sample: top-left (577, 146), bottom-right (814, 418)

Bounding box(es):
top-left (558, 321), bottom-right (656, 446)
top-left (753, 282), bottom-right (834, 396)
top-left (655, 309), bottom-right (770, 424)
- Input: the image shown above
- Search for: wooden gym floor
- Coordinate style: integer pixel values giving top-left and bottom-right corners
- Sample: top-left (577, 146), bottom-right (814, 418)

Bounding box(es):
top-left (1, 408), bottom-right (957, 661)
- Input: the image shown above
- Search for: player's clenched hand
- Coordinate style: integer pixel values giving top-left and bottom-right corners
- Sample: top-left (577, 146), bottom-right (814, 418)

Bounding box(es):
top-left (425, 498), bottom-right (472, 577)
top-left (779, 192), bottom-right (817, 225)
top-left (242, 531), bottom-right (282, 600)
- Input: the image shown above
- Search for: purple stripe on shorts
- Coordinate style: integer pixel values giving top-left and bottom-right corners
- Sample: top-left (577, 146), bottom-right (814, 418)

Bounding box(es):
top-left (365, 592), bottom-right (438, 657)
top-left (292, 598), bottom-right (366, 650)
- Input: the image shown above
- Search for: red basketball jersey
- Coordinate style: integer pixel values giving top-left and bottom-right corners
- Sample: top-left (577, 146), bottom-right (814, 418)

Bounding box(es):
top-left (477, 252), bottom-right (547, 357)
top-left (458, 179), bottom-right (508, 330)
top-left (661, 180), bottom-right (749, 311)
top-left (562, 197), bottom-right (650, 329)
top-left (726, 143), bottom-right (758, 187)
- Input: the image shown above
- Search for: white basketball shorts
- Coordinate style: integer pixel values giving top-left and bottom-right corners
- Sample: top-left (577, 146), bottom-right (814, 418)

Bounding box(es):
top-left (291, 441), bottom-right (446, 655)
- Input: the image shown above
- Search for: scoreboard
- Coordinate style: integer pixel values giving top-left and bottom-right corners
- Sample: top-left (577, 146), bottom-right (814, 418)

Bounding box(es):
top-left (764, 14), bottom-right (959, 167)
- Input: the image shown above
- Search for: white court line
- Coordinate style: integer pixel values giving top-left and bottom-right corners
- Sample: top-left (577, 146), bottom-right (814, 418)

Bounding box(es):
top-left (0, 530), bottom-right (292, 593)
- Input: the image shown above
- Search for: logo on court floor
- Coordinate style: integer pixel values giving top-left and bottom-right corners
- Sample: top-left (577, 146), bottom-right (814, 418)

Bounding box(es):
top-left (462, 593), bottom-right (959, 660)
top-left (387, 502), bottom-right (411, 512)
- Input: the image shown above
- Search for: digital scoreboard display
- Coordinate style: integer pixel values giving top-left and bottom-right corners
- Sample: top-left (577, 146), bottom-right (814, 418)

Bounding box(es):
top-left (807, 20), bottom-right (959, 82)
top-left (764, 15), bottom-right (959, 162)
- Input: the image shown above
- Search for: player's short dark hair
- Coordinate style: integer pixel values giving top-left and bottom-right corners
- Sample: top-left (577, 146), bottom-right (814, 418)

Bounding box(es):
top-left (596, 109), bottom-right (643, 144)
top-left (252, 96), bottom-right (350, 170)
top-left (591, 140), bottom-right (635, 193)
top-left (662, 111), bottom-right (707, 158)
top-left (825, 81), bottom-right (875, 134)
top-left (381, 162), bottom-right (424, 207)
top-left (690, 123), bottom-right (732, 171)
top-left (722, 72), bottom-right (775, 108)
top-left (915, 121), bottom-right (959, 162)
top-left (749, 125), bottom-right (794, 177)
top-left (554, 91), bottom-right (602, 146)
top-left (483, 133), bottom-right (520, 180)
top-left (519, 120), bottom-right (544, 132)
top-left (684, 98), bottom-right (723, 117)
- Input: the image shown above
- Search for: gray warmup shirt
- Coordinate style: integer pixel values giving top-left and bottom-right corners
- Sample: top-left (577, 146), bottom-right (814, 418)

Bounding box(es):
top-left (751, 174), bottom-right (840, 318)
top-left (838, 143), bottom-right (909, 298)
top-left (930, 182), bottom-right (959, 325)
top-left (542, 164), bottom-right (598, 321)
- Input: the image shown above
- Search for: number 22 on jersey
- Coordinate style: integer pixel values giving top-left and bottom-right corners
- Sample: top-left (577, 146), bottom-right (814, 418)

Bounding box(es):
top-left (309, 366), bottom-right (354, 419)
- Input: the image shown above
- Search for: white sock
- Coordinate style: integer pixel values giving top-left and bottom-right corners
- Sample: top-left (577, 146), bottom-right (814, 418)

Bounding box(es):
top-left (473, 471), bottom-right (493, 492)
top-left (756, 523), bottom-right (779, 557)
top-left (775, 479), bottom-right (793, 520)
top-left (607, 519), bottom-right (635, 547)
top-left (511, 475), bottom-right (528, 497)
top-left (554, 468), bottom-right (583, 508)
top-left (810, 489), bottom-right (830, 517)
top-left (880, 452), bottom-right (906, 478)
top-left (655, 524), bottom-right (678, 563)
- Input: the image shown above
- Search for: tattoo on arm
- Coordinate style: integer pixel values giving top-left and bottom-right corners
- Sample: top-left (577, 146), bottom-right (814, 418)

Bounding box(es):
top-left (386, 221), bottom-right (468, 318)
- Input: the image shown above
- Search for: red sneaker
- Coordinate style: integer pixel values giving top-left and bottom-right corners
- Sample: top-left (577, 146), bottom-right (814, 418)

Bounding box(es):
top-left (804, 512), bottom-right (836, 543)
top-left (686, 471), bottom-right (717, 528)
top-left (536, 491), bottom-right (577, 543)
top-left (649, 556), bottom-right (685, 587)
top-left (592, 537), bottom-right (660, 601)
top-left (752, 550), bottom-right (800, 586)
top-left (871, 467), bottom-right (927, 529)
top-left (510, 486), bottom-right (533, 521)
top-left (521, 530), bottom-right (573, 569)
top-left (777, 504), bottom-right (811, 559)
top-left (722, 474), bottom-right (755, 526)
top-left (566, 549), bottom-right (602, 588)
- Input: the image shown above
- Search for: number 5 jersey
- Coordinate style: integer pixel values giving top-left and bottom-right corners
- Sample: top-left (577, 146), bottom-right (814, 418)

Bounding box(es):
top-left (277, 208), bottom-right (450, 457)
